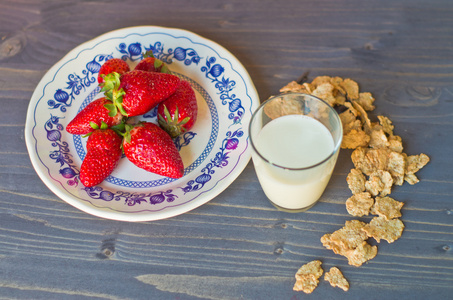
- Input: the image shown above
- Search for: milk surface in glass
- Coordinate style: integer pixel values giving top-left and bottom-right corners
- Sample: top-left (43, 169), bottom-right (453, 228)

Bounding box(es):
top-left (252, 114), bottom-right (336, 210)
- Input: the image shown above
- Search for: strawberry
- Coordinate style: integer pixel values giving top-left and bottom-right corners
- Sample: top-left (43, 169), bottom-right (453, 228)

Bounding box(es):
top-left (122, 122), bottom-right (184, 178)
top-left (134, 50), bottom-right (169, 73)
top-left (97, 58), bottom-right (130, 84)
top-left (79, 123), bottom-right (123, 187)
top-left (66, 97), bottom-right (123, 135)
top-left (102, 70), bottom-right (180, 117)
top-left (157, 80), bottom-right (198, 138)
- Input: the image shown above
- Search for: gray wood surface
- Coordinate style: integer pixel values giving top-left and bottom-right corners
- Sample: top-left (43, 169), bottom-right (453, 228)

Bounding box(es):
top-left (1, 0), bottom-right (452, 299)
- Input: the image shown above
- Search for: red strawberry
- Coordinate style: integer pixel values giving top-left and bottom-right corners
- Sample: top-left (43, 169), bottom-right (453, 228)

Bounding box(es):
top-left (102, 70), bottom-right (180, 117)
top-left (66, 97), bottom-right (123, 135)
top-left (134, 50), bottom-right (169, 73)
top-left (79, 124), bottom-right (123, 187)
top-left (122, 122), bottom-right (184, 178)
top-left (157, 80), bottom-right (198, 138)
top-left (97, 58), bottom-right (130, 84)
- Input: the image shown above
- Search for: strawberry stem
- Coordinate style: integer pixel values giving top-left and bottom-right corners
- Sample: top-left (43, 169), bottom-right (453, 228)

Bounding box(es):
top-left (158, 105), bottom-right (190, 138)
top-left (120, 124), bottom-right (131, 144)
top-left (110, 119), bottom-right (127, 136)
top-left (160, 64), bottom-right (170, 74)
top-left (143, 50), bottom-right (155, 58)
top-left (121, 122), bottom-right (145, 144)
top-left (143, 50), bottom-right (169, 74)
top-left (101, 72), bottom-right (128, 117)
top-left (82, 121), bottom-right (109, 138)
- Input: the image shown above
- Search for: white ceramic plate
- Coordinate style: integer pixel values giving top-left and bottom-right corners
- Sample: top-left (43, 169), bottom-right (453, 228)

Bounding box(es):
top-left (25, 26), bottom-right (259, 222)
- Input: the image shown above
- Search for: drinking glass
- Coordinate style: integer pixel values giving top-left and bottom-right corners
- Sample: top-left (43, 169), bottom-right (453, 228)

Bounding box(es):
top-left (249, 93), bottom-right (343, 212)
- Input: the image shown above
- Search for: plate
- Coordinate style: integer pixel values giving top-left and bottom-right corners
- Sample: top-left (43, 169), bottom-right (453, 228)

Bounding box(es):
top-left (25, 26), bottom-right (259, 222)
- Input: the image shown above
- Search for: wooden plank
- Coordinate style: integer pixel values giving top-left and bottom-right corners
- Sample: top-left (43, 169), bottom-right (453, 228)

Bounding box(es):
top-left (0, 0), bottom-right (452, 299)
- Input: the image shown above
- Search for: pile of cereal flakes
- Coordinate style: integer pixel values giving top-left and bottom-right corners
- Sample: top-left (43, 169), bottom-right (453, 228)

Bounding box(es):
top-left (281, 76), bottom-right (430, 294)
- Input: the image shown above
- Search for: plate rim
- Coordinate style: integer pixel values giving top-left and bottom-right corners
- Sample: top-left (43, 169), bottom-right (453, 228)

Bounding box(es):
top-left (24, 25), bottom-right (259, 222)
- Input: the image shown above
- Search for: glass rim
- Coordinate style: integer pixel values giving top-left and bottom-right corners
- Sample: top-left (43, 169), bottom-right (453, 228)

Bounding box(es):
top-left (248, 92), bottom-right (343, 171)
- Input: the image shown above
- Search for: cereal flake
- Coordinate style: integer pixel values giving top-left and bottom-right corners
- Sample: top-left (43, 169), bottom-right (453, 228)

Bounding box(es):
top-left (368, 128), bottom-right (390, 149)
top-left (263, 95), bottom-right (303, 120)
top-left (321, 234), bottom-right (348, 256)
top-left (404, 153), bottom-right (430, 184)
top-left (311, 82), bottom-right (337, 106)
top-left (387, 151), bottom-right (406, 186)
top-left (388, 135), bottom-right (404, 153)
top-left (279, 81), bottom-right (308, 94)
top-left (362, 217), bottom-right (405, 243)
top-left (342, 129), bottom-right (370, 149)
top-left (343, 119), bottom-right (363, 135)
top-left (352, 148), bottom-right (390, 176)
top-left (377, 115), bottom-right (394, 135)
top-left (321, 220), bottom-right (378, 267)
top-left (330, 220), bottom-right (368, 250)
top-left (351, 101), bottom-right (372, 132)
top-left (371, 196), bottom-right (404, 220)
top-left (311, 76), bottom-right (334, 87)
top-left (324, 267), bottom-right (349, 291)
top-left (365, 170), bottom-right (393, 197)
top-left (293, 260), bottom-right (323, 294)
top-left (356, 92), bottom-right (375, 111)
top-left (345, 192), bottom-right (374, 217)
top-left (340, 78), bottom-right (360, 100)
top-left (346, 168), bottom-right (366, 194)
top-left (344, 241), bottom-right (378, 267)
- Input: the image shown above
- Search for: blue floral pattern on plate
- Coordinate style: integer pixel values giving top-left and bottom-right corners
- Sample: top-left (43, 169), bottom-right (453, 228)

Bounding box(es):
top-left (25, 26), bottom-right (259, 222)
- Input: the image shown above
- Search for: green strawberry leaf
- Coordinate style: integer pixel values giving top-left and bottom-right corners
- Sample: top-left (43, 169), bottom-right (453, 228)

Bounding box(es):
top-left (143, 50), bottom-right (155, 58)
top-left (123, 124), bottom-right (135, 144)
top-left (89, 121), bottom-right (100, 130)
top-left (101, 72), bottom-right (128, 117)
top-left (158, 105), bottom-right (189, 138)
top-left (104, 103), bottom-right (118, 117)
top-left (160, 64), bottom-right (170, 74)
top-left (154, 59), bottom-right (163, 69)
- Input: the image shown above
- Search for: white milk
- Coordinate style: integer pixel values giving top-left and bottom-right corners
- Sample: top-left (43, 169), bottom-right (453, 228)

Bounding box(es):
top-left (252, 114), bottom-right (337, 210)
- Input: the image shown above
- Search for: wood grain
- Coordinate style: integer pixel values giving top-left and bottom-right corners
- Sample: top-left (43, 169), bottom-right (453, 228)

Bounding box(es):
top-left (1, 0), bottom-right (452, 299)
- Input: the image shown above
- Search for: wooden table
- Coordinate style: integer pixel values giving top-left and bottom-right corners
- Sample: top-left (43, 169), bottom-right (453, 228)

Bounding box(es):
top-left (1, 0), bottom-right (452, 299)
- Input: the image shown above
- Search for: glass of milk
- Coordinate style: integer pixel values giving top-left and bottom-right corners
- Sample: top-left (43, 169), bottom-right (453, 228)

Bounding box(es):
top-left (249, 93), bottom-right (343, 212)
